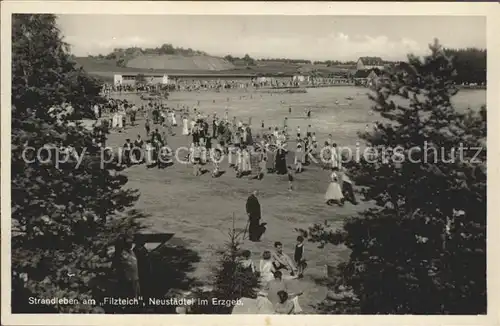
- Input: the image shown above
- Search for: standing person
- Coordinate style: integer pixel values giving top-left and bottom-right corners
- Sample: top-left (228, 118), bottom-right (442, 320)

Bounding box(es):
top-left (339, 168), bottom-right (358, 205)
top-left (242, 146), bottom-right (251, 175)
top-left (296, 126), bottom-right (301, 140)
top-left (325, 167), bottom-right (344, 206)
top-left (266, 144), bottom-right (276, 174)
top-left (160, 110), bottom-right (167, 126)
top-left (133, 239), bottom-right (151, 300)
top-left (192, 144), bottom-right (202, 176)
top-left (130, 104), bottom-right (137, 126)
top-left (212, 115), bottom-right (218, 138)
top-left (190, 118), bottom-right (196, 136)
top-left (288, 106), bottom-right (292, 114)
top-left (122, 139), bottom-right (132, 167)
top-left (294, 236), bottom-right (306, 279)
top-left (112, 236), bottom-right (140, 299)
top-left (331, 143), bottom-right (340, 170)
top-left (93, 103), bottom-right (100, 120)
top-left (273, 127), bottom-right (279, 139)
top-left (327, 134), bottom-right (333, 147)
top-left (294, 143), bottom-right (304, 173)
top-left (287, 166), bottom-right (294, 192)
top-left (234, 128), bottom-right (241, 148)
top-left (246, 190), bottom-right (265, 242)
top-left (275, 147), bottom-right (288, 175)
top-left (306, 125), bottom-right (312, 139)
top-left (145, 118), bottom-right (151, 137)
top-left (144, 140), bottom-right (154, 167)
top-left (242, 127), bottom-right (248, 146)
top-left (133, 135), bottom-right (144, 164)
top-left (151, 128), bottom-right (161, 144)
top-left (211, 148), bottom-right (222, 178)
top-left (171, 111), bottom-right (177, 127)
top-left (182, 115), bottom-right (189, 136)
top-left (311, 132), bottom-right (318, 156)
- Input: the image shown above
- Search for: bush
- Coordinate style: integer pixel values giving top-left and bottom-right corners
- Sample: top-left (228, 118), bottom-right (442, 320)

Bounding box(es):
top-left (301, 39), bottom-right (486, 314)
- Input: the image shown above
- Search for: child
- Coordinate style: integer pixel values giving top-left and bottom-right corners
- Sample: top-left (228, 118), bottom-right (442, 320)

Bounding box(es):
top-left (306, 125), bottom-right (312, 139)
top-left (211, 149), bottom-right (221, 178)
top-left (287, 166), bottom-right (294, 192)
top-left (294, 236), bottom-right (306, 279)
top-left (192, 145), bottom-right (201, 176)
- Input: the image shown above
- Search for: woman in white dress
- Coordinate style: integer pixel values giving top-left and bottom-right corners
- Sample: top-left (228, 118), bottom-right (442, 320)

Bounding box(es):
top-left (182, 116), bottom-right (189, 136)
top-left (190, 119), bottom-right (196, 135)
top-left (170, 111), bottom-right (177, 127)
top-left (242, 127), bottom-right (248, 145)
top-left (325, 167), bottom-right (344, 206)
top-left (236, 148), bottom-right (243, 177)
top-left (259, 251), bottom-right (275, 284)
top-left (242, 147), bottom-right (251, 173)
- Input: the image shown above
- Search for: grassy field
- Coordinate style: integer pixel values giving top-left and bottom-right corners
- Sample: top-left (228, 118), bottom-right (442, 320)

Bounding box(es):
top-left (105, 87), bottom-right (486, 313)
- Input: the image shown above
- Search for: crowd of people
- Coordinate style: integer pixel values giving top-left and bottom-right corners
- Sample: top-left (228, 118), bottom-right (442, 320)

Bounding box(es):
top-left (94, 91), bottom-right (359, 314)
top-left (101, 75), bottom-right (355, 96)
top-left (91, 94), bottom-right (359, 206)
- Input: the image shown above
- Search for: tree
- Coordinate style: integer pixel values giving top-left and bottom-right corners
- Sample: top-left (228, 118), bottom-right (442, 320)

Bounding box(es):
top-left (444, 48), bottom-right (486, 85)
top-left (135, 73), bottom-right (147, 85)
top-left (11, 14), bottom-right (142, 312)
top-left (301, 39), bottom-right (486, 314)
top-left (209, 215), bottom-right (260, 314)
top-left (243, 54), bottom-right (256, 66)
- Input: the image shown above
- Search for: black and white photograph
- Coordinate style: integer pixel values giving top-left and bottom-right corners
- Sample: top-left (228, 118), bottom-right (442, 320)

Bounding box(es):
top-left (1, 2), bottom-right (496, 325)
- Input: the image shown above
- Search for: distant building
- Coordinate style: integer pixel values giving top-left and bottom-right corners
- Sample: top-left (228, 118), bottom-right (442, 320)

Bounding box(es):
top-left (356, 57), bottom-right (385, 71)
top-left (113, 73), bottom-right (169, 86)
top-left (354, 68), bottom-right (381, 87)
top-left (292, 75), bottom-right (308, 82)
top-left (366, 70), bottom-right (380, 87)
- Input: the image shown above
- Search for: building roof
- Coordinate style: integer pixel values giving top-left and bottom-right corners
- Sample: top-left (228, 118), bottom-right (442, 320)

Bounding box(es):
top-left (354, 68), bottom-right (381, 78)
top-left (358, 56), bottom-right (384, 66)
top-left (354, 70), bottom-right (371, 78)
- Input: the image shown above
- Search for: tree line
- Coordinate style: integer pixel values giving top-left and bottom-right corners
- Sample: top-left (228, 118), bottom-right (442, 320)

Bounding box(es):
top-left (89, 44), bottom-right (209, 67)
top-left (444, 48), bottom-right (486, 84)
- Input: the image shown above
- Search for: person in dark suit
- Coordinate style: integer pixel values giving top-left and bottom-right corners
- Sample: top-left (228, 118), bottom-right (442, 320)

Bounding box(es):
top-left (246, 190), bottom-right (266, 242)
top-left (133, 239), bottom-right (152, 301)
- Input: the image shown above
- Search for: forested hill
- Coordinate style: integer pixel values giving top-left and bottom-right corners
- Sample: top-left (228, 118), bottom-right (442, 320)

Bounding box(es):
top-left (95, 43), bottom-right (208, 61)
top-left (85, 44), bottom-right (234, 71)
top-left (444, 48), bottom-right (486, 84)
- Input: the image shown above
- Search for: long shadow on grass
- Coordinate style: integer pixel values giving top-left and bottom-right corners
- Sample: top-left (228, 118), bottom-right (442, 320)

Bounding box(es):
top-left (88, 209), bottom-right (202, 314)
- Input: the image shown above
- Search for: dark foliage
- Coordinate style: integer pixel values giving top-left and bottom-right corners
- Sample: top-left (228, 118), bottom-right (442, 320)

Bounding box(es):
top-left (204, 219), bottom-right (260, 314)
top-left (444, 48), bottom-right (486, 85)
top-left (11, 14), bottom-right (143, 312)
top-left (300, 39), bottom-right (486, 314)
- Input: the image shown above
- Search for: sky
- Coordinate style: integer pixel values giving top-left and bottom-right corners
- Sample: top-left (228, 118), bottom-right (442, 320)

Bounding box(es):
top-left (57, 15), bottom-right (486, 61)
